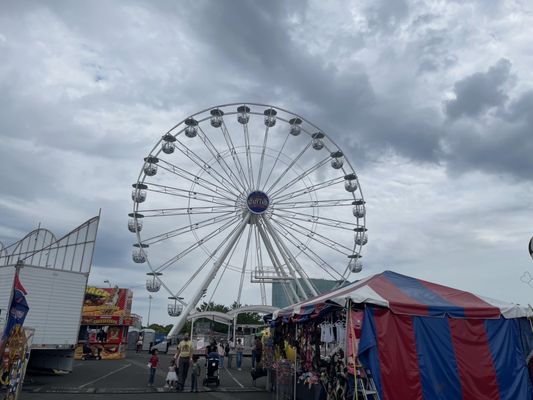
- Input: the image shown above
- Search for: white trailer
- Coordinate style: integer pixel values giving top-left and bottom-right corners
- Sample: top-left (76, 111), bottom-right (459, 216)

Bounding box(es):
top-left (0, 216), bottom-right (99, 373)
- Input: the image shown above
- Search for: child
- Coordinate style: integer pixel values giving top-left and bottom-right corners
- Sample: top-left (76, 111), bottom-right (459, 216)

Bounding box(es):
top-left (166, 359), bottom-right (178, 390)
top-left (217, 342), bottom-right (225, 368)
top-left (190, 355), bottom-right (200, 393)
top-left (148, 349), bottom-right (159, 387)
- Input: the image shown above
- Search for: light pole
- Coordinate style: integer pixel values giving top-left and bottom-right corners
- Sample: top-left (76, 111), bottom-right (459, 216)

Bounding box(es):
top-left (147, 295), bottom-right (153, 327)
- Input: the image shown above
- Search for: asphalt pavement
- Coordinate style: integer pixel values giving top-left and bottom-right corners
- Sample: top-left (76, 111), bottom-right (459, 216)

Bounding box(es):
top-left (20, 351), bottom-right (277, 400)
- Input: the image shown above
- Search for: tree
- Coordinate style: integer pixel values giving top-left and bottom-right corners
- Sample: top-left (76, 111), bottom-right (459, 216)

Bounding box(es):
top-left (147, 323), bottom-right (169, 334)
top-left (196, 301), bottom-right (229, 313)
top-left (230, 301), bottom-right (263, 325)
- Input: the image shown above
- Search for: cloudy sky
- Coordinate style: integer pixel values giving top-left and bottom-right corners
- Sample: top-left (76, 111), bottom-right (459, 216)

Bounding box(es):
top-left (1, 0), bottom-right (532, 325)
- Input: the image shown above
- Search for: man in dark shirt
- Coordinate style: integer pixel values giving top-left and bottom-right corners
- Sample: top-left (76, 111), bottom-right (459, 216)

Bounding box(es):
top-left (254, 336), bottom-right (263, 364)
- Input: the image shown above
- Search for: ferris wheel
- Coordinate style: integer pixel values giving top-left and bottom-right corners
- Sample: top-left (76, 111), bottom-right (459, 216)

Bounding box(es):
top-left (129, 103), bottom-right (367, 337)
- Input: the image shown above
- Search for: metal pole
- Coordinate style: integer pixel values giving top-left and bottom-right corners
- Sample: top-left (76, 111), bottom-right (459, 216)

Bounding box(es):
top-left (232, 315), bottom-right (237, 343)
top-left (147, 295), bottom-right (152, 327)
top-left (293, 322), bottom-right (297, 400)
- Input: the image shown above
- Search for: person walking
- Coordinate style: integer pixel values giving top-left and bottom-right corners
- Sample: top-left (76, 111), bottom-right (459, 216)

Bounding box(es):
top-left (165, 358), bottom-right (178, 390)
top-left (175, 333), bottom-right (193, 391)
top-left (148, 349), bottom-right (159, 387)
top-left (226, 339), bottom-right (233, 369)
top-left (136, 337), bottom-right (143, 353)
top-left (217, 341), bottom-right (225, 368)
top-left (190, 355), bottom-right (200, 393)
top-left (254, 336), bottom-right (263, 365)
top-left (251, 339), bottom-right (256, 369)
top-left (235, 338), bottom-right (244, 371)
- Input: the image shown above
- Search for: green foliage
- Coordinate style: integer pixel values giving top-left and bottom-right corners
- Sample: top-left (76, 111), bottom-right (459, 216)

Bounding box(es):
top-left (148, 323), bottom-right (171, 334)
top-left (231, 301), bottom-right (262, 324)
top-left (196, 301), bottom-right (230, 313)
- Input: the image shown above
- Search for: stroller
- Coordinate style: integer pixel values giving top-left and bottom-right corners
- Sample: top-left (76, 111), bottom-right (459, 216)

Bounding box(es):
top-left (203, 352), bottom-right (220, 387)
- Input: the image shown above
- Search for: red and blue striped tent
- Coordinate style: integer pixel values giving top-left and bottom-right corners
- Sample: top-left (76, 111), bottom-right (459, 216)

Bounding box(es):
top-left (271, 270), bottom-right (533, 400)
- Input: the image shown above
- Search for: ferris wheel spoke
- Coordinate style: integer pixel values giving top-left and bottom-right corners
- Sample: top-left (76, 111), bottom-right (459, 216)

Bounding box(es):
top-left (138, 205), bottom-right (236, 218)
top-left (269, 218), bottom-right (344, 281)
top-left (155, 215), bottom-right (240, 273)
top-left (272, 176), bottom-right (344, 203)
top-left (256, 220), bottom-right (301, 303)
top-left (196, 125), bottom-right (248, 194)
top-left (146, 182), bottom-right (235, 207)
top-left (255, 124), bottom-right (271, 189)
top-left (242, 123), bottom-right (255, 191)
top-left (174, 137), bottom-right (243, 195)
top-left (274, 209), bottom-right (357, 231)
top-left (157, 159), bottom-right (237, 200)
top-left (220, 121), bottom-right (251, 191)
top-left (274, 198), bottom-right (354, 209)
top-left (269, 157), bottom-right (332, 199)
top-left (261, 217), bottom-right (318, 296)
top-left (265, 142), bottom-right (311, 194)
top-left (261, 131), bottom-right (291, 192)
top-left (142, 212), bottom-right (237, 246)
top-left (271, 214), bottom-right (354, 255)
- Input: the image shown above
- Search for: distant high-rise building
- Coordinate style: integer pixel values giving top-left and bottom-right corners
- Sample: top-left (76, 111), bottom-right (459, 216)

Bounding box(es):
top-left (271, 278), bottom-right (343, 308)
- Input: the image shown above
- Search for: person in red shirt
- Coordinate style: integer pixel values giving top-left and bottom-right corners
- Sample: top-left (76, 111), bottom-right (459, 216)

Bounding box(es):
top-left (148, 349), bottom-right (159, 386)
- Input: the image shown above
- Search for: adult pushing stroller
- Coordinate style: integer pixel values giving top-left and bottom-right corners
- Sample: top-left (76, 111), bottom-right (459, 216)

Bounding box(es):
top-left (203, 352), bottom-right (220, 387)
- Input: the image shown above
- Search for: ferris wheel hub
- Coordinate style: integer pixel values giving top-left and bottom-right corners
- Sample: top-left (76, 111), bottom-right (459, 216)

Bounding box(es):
top-left (246, 191), bottom-right (270, 214)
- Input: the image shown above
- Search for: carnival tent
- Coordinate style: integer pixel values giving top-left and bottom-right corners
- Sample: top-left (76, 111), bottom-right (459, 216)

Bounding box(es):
top-left (269, 270), bottom-right (533, 400)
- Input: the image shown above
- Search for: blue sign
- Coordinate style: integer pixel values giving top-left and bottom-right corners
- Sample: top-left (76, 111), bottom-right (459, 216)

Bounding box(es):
top-left (247, 191), bottom-right (269, 214)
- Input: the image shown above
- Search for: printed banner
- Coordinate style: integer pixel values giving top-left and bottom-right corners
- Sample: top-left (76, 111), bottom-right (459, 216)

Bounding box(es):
top-left (1, 328), bottom-right (34, 400)
top-left (82, 287), bottom-right (132, 317)
top-left (0, 273), bottom-right (29, 357)
top-left (74, 343), bottom-right (126, 360)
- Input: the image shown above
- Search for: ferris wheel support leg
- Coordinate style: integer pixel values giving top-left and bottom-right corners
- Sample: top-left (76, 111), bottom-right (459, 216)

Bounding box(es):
top-left (256, 221), bottom-right (301, 304)
top-left (262, 218), bottom-right (319, 297)
top-left (167, 214), bottom-right (251, 340)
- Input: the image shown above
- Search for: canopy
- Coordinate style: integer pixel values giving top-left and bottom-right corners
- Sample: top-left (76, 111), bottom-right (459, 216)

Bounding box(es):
top-left (269, 270), bottom-right (533, 399)
top-left (271, 270), bottom-right (531, 320)
top-left (187, 311), bottom-right (232, 325)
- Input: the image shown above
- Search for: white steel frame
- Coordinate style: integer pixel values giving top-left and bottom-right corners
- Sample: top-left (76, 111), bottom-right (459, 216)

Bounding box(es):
top-left (130, 103), bottom-right (367, 338)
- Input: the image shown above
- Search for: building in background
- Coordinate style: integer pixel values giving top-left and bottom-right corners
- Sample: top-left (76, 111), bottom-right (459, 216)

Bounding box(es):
top-left (271, 278), bottom-right (344, 308)
top-left (76, 286), bottom-right (133, 360)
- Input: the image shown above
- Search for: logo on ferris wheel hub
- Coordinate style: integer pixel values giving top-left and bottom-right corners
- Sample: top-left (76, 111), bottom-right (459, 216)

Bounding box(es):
top-left (247, 191), bottom-right (269, 214)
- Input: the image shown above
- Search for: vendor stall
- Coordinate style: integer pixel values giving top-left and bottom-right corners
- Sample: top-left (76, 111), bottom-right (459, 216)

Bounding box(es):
top-left (266, 270), bottom-right (533, 400)
top-left (76, 286), bottom-right (133, 360)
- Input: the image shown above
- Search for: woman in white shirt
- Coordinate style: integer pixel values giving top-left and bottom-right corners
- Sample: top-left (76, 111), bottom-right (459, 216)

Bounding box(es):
top-left (217, 342), bottom-right (225, 368)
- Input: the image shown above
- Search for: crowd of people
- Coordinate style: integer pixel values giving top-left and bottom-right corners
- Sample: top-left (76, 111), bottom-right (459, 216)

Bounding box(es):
top-left (145, 334), bottom-right (265, 391)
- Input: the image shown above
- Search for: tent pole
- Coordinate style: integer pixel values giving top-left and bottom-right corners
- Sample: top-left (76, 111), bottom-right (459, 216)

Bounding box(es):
top-left (345, 298), bottom-right (350, 366)
top-left (348, 300), bottom-right (358, 400)
top-left (293, 322), bottom-right (297, 400)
